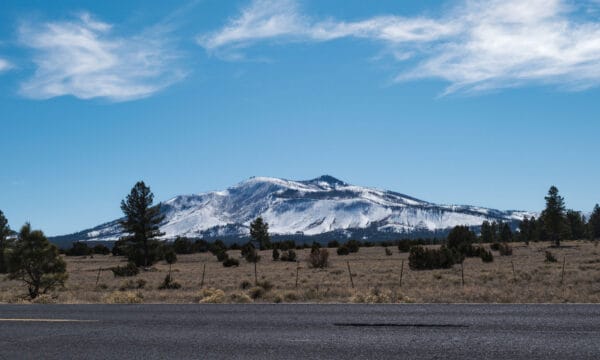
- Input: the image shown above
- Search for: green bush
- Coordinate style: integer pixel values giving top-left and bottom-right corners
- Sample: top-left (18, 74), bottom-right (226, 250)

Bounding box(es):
top-left (280, 249), bottom-right (297, 262)
top-left (111, 262), bottom-right (139, 277)
top-left (408, 246), bottom-right (460, 270)
top-left (398, 241), bottom-right (411, 253)
top-left (308, 248), bottom-right (329, 268)
top-left (65, 241), bottom-right (92, 256)
top-left (158, 274), bottom-right (181, 290)
top-left (545, 251), bottom-right (558, 263)
top-left (346, 240), bottom-right (360, 253)
top-left (480, 250), bottom-right (494, 263)
top-left (216, 250), bottom-right (228, 262)
top-left (222, 257), bottom-right (240, 267)
top-left (272, 248), bottom-right (280, 261)
top-left (92, 244), bottom-right (111, 255)
top-left (337, 246), bottom-right (350, 256)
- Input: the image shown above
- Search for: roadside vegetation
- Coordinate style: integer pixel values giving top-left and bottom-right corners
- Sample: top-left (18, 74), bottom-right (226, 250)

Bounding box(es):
top-left (1, 184), bottom-right (599, 303)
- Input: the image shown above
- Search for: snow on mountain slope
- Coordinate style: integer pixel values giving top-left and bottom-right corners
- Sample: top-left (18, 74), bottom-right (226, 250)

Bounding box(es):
top-left (59, 175), bottom-right (534, 242)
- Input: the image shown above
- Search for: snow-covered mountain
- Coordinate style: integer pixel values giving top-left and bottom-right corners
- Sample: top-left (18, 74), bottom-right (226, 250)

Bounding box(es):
top-left (53, 175), bottom-right (533, 244)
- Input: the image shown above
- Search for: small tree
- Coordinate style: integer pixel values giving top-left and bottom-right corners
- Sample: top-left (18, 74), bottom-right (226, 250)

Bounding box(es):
top-left (7, 224), bottom-right (67, 299)
top-left (0, 210), bottom-right (12, 273)
top-left (272, 248), bottom-right (280, 261)
top-left (250, 217), bottom-right (271, 250)
top-left (120, 181), bottom-right (165, 267)
top-left (588, 204), bottom-right (600, 240)
top-left (541, 186), bottom-right (566, 247)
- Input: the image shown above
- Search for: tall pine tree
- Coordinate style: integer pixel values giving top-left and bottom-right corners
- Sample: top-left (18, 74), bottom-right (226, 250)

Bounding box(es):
top-left (565, 210), bottom-right (586, 240)
top-left (120, 181), bottom-right (165, 267)
top-left (589, 204), bottom-right (600, 240)
top-left (0, 210), bottom-right (12, 273)
top-left (250, 217), bottom-right (271, 250)
top-left (541, 186), bottom-right (566, 247)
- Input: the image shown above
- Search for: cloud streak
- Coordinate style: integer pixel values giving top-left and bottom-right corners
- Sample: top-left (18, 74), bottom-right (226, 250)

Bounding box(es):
top-left (199, 0), bottom-right (600, 94)
top-left (19, 13), bottom-right (185, 101)
top-left (0, 58), bottom-right (11, 72)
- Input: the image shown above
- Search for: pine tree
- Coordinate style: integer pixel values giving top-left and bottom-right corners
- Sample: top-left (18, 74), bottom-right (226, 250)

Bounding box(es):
top-left (120, 181), bottom-right (165, 267)
top-left (541, 186), bottom-right (566, 247)
top-left (500, 223), bottom-right (513, 242)
top-left (0, 210), bottom-right (12, 273)
top-left (519, 217), bottom-right (530, 243)
top-left (7, 224), bottom-right (67, 299)
top-left (480, 221), bottom-right (494, 243)
top-left (565, 210), bottom-right (586, 240)
top-left (589, 204), bottom-right (600, 240)
top-left (250, 217), bottom-right (271, 250)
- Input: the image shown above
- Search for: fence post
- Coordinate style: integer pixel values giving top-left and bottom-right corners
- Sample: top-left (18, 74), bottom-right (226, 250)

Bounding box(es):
top-left (461, 262), bottom-right (465, 287)
top-left (561, 256), bottom-right (566, 285)
top-left (295, 265), bottom-right (299, 289)
top-left (254, 261), bottom-right (258, 285)
top-left (200, 263), bottom-right (206, 288)
top-left (399, 260), bottom-right (404, 288)
top-left (511, 261), bottom-right (516, 282)
top-left (346, 261), bottom-right (355, 289)
top-left (95, 267), bottom-right (102, 287)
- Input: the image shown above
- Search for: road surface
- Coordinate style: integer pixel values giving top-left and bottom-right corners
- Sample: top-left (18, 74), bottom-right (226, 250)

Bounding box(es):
top-left (1, 304), bottom-right (599, 359)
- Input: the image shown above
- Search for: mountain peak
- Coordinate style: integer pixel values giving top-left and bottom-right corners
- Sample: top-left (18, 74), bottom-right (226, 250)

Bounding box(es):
top-left (305, 175), bottom-right (347, 187)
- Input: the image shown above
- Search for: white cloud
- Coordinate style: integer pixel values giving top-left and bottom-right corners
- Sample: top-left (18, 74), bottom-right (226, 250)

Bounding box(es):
top-left (19, 13), bottom-right (184, 101)
top-left (0, 58), bottom-right (11, 72)
top-left (200, 0), bottom-right (600, 94)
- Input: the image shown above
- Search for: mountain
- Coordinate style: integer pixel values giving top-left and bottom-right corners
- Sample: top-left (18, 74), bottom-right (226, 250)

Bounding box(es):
top-left (51, 175), bottom-right (533, 245)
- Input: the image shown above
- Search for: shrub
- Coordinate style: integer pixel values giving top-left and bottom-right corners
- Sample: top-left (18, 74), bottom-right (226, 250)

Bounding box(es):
top-left (398, 241), bottom-right (411, 253)
top-left (103, 291), bottom-right (143, 304)
top-left (111, 262), bottom-right (139, 277)
top-left (92, 244), bottom-right (111, 255)
top-left (158, 274), bottom-right (181, 290)
top-left (222, 257), bottom-right (240, 267)
top-left (119, 279), bottom-right (147, 291)
top-left (65, 241), bottom-right (92, 256)
top-left (248, 286), bottom-right (266, 300)
top-left (230, 292), bottom-right (252, 303)
top-left (327, 240), bottom-right (340, 248)
top-left (408, 246), bottom-right (460, 270)
top-left (216, 250), bottom-right (228, 262)
top-left (337, 246), bottom-right (350, 256)
top-left (240, 280), bottom-right (252, 290)
top-left (198, 288), bottom-right (225, 303)
top-left (244, 246), bottom-right (261, 263)
top-left (480, 250), bottom-right (494, 263)
top-left (447, 225), bottom-right (477, 250)
top-left (272, 248), bottom-right (280, 261)
top-left (280, 249), bottom-right (297, 262)
top-left (308, 248), bottom-right (329, 268)
top-left (498, 243), bottom-right (513, 256)
top-left (385, 247), bottom-right (393, 256)
top-left (346, 240), bottom-right (360, 253)
top-left (209, 240), bottom-right (228, 256)
top-left (490, 242), bottom-right (501, 251)
top-left (256, 280), bottom-right (273, 291)
top-left (545, 251), bottom-right (558, 263)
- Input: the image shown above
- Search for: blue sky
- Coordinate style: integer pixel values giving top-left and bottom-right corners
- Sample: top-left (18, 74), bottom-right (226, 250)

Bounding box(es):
top-left (1, 0), bottom-right (600, 235)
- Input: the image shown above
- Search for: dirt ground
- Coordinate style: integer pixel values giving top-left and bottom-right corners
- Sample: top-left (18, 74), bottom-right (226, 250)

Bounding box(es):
top-left (1, 240), bottom-right (599, 304)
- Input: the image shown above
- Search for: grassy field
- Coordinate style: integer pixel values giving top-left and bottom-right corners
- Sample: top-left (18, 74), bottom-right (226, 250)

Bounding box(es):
top-left (1, 240), bottom-right (600, 304)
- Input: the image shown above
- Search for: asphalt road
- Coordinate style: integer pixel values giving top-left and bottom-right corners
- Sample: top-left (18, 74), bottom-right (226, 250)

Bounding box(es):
top-left (1, 304), bottom-right (599, 359)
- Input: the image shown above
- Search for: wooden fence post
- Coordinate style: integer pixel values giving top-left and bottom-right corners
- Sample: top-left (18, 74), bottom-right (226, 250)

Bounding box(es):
top-left (200, 263), bottom-right (206, 288)
top-left (295, 265), bottom-right (299, 289)
top-left (95, 268), bottom-right (102, 287)
top-left (561, 256), bottom-right (566, 285)
top-left (254, 261), bottom-right (258, 285)
top-left (511, 261), bottom-right (516, 282)
top-left (399, 260), bottom-right (404, 288)
top-left (346, 261), bottom-right (355, 289)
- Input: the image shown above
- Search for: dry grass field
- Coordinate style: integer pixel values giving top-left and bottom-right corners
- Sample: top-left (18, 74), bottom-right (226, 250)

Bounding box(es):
top-left (2, 240), bottom-right (600, 304)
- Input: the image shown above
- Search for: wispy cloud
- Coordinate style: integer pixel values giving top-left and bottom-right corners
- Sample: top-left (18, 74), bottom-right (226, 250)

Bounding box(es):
top-left (0, 58), bottom-right (12, 72)
top-left (19, 13), bottom-right (185, 101)
top-left (199, 0), bottom-right (600, 94)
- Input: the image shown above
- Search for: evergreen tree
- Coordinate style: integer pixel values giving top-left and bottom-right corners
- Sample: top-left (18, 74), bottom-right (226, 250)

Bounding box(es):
top-left (500, 223), bottom-right (513, 242)
top-left (565, 210), bottom-right (586, 240)
top-left (589, 204), bottom-right (600, 240)
top-left (250, 217), bottom-right (271, 250)
top-left (7, 224), bottom-right (67, 299)
top-left (120, 181), bottom-right (165, 267)
top-left (518, 217), bottom-right (530, 243)
top-left (541, 186), bottom-right (566, 247)
top-left (480, 221), bottom-right (494, 243)
top-left (447, 225), bottom-right (477, 249)
top-left (0, 210), bottom-right (12, 273)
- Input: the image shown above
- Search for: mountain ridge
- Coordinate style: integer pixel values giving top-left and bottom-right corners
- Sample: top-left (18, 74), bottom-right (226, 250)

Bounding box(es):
top-left (50, 175), bottom-right (534, 246)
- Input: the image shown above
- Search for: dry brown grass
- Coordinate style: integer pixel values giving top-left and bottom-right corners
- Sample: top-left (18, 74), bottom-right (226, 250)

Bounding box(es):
top-left (1, 240), bottom-right (600, 304)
